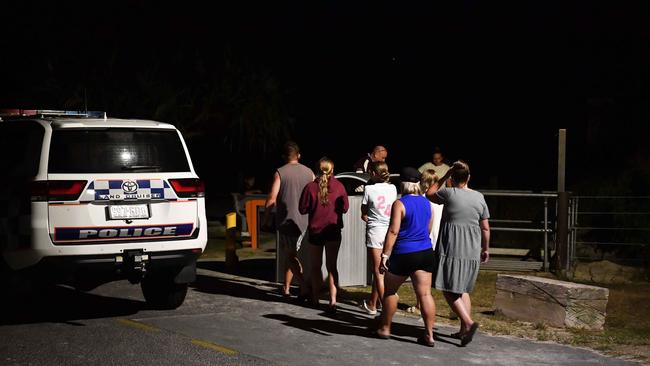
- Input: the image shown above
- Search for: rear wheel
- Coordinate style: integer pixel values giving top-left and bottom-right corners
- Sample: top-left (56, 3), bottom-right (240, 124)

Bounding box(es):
top-left (141, 273), bottom-right (188, 310)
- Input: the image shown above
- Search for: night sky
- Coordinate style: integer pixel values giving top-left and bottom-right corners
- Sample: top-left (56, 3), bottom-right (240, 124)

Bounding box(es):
top-left (1, 1), bottom-right (649, 194)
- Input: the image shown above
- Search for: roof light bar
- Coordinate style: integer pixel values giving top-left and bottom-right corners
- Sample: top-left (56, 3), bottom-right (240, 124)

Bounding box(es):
top-left (0, 109), bottom-right (107, 120)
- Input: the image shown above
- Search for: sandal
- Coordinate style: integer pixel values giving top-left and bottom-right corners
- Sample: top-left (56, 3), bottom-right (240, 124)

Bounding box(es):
top-left (375, 331), bottom-right (390, 340)
top-left (460, 323), bottom-right (479, 347)
top-left (417, 335), bottom-right (435, 347)
top-left (361, 300), bottom-right (377, 315)
top-left (278, 287), bottom-right (291, 298)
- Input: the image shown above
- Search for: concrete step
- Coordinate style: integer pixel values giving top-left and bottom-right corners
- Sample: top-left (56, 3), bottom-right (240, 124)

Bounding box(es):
top-left (481, 259), bottom-right (544, 272)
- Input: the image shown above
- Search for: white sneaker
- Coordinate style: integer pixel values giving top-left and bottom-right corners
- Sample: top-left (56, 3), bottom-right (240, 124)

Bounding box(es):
top-left (361, 300), bottom-right (377, 315)
top-left (406, 306), bottom-right (421, 315)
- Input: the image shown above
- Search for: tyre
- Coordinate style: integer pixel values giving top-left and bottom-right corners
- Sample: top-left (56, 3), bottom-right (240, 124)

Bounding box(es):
top-left (141, 273), bottom-right (188, 310)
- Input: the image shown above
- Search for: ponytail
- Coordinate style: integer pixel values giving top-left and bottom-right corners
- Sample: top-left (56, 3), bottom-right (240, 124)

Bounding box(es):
top-left (317, 157), bottom-right (334, 205)
top-left (370, 161), bottom-right (390, 183)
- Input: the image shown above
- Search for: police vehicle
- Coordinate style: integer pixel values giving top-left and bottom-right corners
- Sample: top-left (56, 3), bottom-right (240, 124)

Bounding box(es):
top-left (0, 109), bottom-right (207, 309)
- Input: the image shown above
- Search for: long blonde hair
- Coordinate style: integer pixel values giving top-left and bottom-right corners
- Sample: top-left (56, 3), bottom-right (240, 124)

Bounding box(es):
top-left (318, 157), bottom-right (334, 205)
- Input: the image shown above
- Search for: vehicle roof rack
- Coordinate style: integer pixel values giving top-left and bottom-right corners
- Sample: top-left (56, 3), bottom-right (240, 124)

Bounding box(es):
top-left (0, 109), bottom-right (107, 121)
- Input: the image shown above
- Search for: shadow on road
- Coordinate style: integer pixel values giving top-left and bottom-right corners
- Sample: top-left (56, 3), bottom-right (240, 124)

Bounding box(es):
top-left (191, 273), bottom-right (283, 304)
top-left (196, 259), bottom-right (369, 308)
top-left (191, 269), bottom-right (461, 347)
top-left (0, 284), bottom-right (144, 326)
top-left (263, 312), bottom-right (459, 347)
top-left (197, 258), bottom-right (276, 283)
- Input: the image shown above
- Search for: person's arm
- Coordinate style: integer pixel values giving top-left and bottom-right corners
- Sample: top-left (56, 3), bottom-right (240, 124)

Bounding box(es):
top-left (426, 165), bottom-right (454, 202)
top-left (361, 204), bottom-right (369, 222)
top-left (380, 200), bottom-right (404, 274)
top-left (361, 188), bottom-right (369, 222)
top-left (480, 218), bottom-right (490, 263)
top-left (262, 171), bottom-right (280, 226)
top-left (298, 183), bottom-right (312, 215)
top-left (341, 188), bottom-right (349, 214)
top-left (428, 204), bottom-right (435, 235)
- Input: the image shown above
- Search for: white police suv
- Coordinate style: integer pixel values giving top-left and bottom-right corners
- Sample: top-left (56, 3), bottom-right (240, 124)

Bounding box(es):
top-left (0, 110), bottom-right (207, 309)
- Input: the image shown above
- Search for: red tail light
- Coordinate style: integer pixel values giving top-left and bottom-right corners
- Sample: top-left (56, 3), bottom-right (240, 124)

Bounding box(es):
top-left (169, 178), bottom-right (205, 198)
top-left (31, 180), bottom-right (87, 201)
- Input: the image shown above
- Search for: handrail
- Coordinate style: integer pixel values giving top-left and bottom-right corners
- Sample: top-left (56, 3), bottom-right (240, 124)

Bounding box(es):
top-left (492, 227), bottom-right (553, 233)
top-left (480, 191), bottom-right (558, 198)
top-left (573, 195), bottom-right (650, 199)
top-left (490, 219), bottom-right (537, 224)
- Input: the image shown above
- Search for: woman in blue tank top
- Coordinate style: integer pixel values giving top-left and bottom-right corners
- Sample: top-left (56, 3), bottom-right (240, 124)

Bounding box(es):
top-left (376, 167), bottom-right (437, 347)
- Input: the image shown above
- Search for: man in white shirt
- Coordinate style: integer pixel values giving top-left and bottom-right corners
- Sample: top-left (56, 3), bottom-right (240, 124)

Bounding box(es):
top-left (418, 148), bottom-right (450, 182)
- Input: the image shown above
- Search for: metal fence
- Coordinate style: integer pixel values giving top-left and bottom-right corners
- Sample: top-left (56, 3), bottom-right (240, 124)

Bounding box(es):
top-left (479, 190), bottom-right (557, 272)
top-left (268, 191), bottom-right (649, 283)
top-left (569, 196), bottom-right (650, 267)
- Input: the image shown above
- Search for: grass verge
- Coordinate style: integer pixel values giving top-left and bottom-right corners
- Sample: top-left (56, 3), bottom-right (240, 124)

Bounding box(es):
top-left (343, 272), bottom-right (649, 365)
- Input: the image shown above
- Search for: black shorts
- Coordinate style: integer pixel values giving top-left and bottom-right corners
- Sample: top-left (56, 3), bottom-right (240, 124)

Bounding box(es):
top-left (309, 225), bottom-right (342, 246)
top-left (277, 222), bottom-right (305, 251)
top-left (387, 248), bottom-right (435, 276)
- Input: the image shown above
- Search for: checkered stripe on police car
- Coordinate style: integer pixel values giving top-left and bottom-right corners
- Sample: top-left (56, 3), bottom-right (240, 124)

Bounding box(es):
top-left (83, 179), bottom-right (176, 201)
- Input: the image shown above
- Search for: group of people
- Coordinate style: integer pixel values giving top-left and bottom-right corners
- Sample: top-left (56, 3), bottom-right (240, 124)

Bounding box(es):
top-left (262, 141), bottom-right (491, 348)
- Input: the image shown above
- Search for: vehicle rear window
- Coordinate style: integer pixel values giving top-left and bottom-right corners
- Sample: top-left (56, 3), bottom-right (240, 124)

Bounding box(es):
top-left (48, 129), bottom-right (190, 173)
top-left (0, 121), bottom-right (44, 178)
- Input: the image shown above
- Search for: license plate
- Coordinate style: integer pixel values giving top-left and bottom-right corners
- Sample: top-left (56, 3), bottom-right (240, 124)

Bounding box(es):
top-left (108, 204), bottom-right (150, 220)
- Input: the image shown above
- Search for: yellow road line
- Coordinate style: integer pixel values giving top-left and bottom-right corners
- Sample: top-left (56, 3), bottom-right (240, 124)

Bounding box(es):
top-left (116, 319), bottom-right (160, 333)
top-left (191, 339), bottom-right (238, 356)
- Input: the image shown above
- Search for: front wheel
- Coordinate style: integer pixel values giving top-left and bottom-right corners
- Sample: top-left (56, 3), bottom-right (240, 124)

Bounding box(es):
top-left (141, 274), bottom-right (188, 310)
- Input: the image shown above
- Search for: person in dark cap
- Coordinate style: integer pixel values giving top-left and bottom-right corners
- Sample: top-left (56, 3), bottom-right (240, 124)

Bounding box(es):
top-left (376, 167), bottom-right (437, 347)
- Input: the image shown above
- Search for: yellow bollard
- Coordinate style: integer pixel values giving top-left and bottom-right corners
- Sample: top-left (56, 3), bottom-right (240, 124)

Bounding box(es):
top-left (225, 212), bottom-right (239, 270)
top-left (226, 212), bottom-right (237, 230)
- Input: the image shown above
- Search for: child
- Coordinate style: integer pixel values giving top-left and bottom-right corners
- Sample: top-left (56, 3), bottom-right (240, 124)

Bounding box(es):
top-left (360, 161), bottom-right (397, 315)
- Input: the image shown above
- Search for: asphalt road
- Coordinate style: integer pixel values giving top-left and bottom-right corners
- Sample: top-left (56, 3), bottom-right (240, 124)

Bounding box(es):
top-left (0, 260), bottom-right (642, 366)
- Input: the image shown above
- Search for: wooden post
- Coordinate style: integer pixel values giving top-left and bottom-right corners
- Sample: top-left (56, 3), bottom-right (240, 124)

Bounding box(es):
top-left (554, 129), bottom-right (570, 277)
top-left (557, 129), bottom-right (566, 193)
top-left (556, 192), bottom-right (569, 276)
top-left (225, 212), bottom-right (239, 271)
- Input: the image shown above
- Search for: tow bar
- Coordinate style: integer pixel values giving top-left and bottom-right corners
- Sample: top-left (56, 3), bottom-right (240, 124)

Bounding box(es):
top-left (116, 250), bottom-right (149, 284)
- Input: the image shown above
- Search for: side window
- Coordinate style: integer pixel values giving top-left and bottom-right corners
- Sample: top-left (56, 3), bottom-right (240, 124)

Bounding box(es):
top-left (0, 122), bottom-right (44, 178)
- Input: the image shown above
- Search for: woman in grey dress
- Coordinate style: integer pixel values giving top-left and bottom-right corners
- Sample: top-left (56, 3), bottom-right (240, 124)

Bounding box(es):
top-left (426, 161), bottom-right (490, 346)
